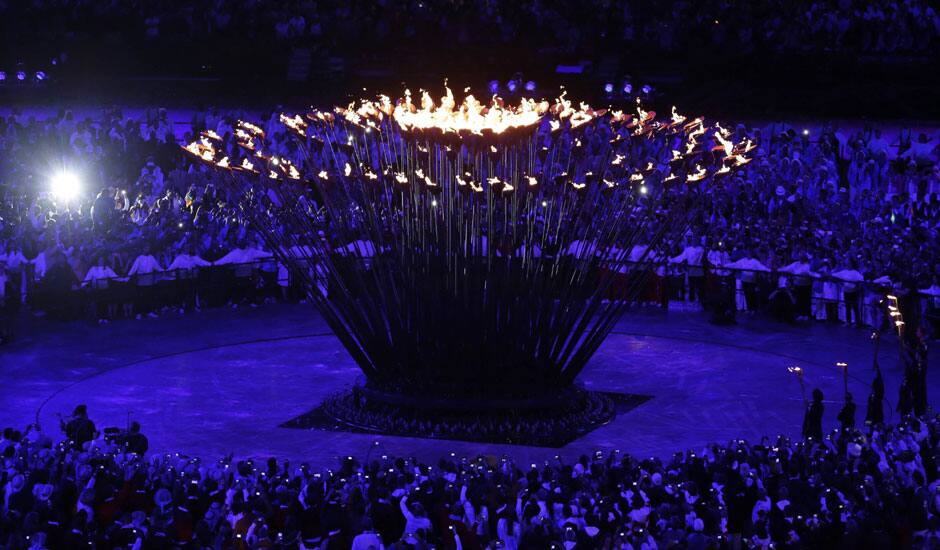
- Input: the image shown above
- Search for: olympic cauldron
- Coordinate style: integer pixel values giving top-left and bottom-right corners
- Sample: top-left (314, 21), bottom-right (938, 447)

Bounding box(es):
top-left (184, 88), bottom-right (753, 433)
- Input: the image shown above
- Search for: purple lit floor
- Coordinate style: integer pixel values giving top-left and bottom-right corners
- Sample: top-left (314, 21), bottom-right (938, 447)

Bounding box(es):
top-left (2, 304), bottom-right (937, 465)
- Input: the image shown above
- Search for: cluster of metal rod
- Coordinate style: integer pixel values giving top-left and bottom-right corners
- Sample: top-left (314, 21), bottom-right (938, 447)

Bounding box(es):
top-left (184, 89), bottom-right (754, 400)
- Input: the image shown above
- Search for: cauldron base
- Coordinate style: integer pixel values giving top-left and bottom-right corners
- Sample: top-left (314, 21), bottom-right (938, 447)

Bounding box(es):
top-left (281, 386), bottom-right (652, 447)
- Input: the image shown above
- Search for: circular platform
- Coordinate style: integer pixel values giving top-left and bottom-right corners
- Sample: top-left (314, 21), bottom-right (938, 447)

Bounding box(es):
top-left (2, 304), bottom-right (935, 465)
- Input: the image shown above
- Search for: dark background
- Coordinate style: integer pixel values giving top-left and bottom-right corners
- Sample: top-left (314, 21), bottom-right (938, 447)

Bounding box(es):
top-left (1, 1), bottom-right (938, 120)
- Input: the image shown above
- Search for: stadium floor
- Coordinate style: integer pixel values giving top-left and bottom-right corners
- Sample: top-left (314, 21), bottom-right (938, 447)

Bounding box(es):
top-left (2, 303), bottom-right (936, 464)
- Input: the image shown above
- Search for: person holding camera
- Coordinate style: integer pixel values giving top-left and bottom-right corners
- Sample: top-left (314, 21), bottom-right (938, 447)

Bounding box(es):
top-left (59, 404), bottom-right (97, 449)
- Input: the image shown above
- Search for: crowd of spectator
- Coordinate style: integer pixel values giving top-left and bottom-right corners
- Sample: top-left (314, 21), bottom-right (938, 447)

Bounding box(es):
top-left (0, 103), bottom-right (939, 340)
top-left (662, 122), bottom-right (940, 331)
top-left (0, 106), bottom-right (295, 330)
top-left (3, 0), bottom-right (938, 60)
top-left (2, 405), bottom-right (940, 548)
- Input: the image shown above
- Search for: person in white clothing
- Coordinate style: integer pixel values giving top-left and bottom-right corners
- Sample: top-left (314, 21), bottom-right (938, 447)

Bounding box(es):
top-left (778, 255), bottom-right (815, 320)
top-left (704, 242), bottom-right (736, 323)
top-left (900, 133), bottom-right (937, 168)
top-left (670, 238), bottom-right (705, 303)
top-left (832, 262), bottom-right (865, 325)
top-left (0, 245), bottom-right (27, 334)
top-left (215, 239), bottom-right (273, 306)
top-left (726, 256), bottom-right (771, 313)
top-left (166, 249), bottom-right (211, 279)
top-left (83, 256), bottom-right (119, 322)
top-left (496, 513), bottom-right (521, 550)
top-left (127, 248), bottom-right (163, 318)
top-left (166, 247), bottom-right (211, 312)
top-left (30, 250), bottom-right (48, 281)
top-left (127, 249), bottom-right (163, 280)
top-left (399, 495), bottom-right (432, 538)
top-left (349, 515), bottom-right (384, 549)
top-left (813, 261), bottom-right (840, 322)
top-left (83, 257), bottom-right (119, 290)
top-left (138, 158), bottom-right (165, 197)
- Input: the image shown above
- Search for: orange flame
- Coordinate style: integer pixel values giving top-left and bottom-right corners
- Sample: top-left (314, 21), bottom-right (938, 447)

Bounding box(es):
top-left (333, 86), bottom-right (608, 139)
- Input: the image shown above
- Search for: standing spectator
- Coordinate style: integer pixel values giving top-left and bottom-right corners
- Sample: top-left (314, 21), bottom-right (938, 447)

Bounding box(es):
top-left (127, 246), bottom-right (163, 318)
top-left (866, 360), bottom-right (885, 426)
top-left (837, 393), bottom-right (856, 430)
top-left (83, 256), bottom-right (119, 322)
top-left (59, 404), bottom-right (96, 449)
top-left (802, 388), bottom-right (824, 440)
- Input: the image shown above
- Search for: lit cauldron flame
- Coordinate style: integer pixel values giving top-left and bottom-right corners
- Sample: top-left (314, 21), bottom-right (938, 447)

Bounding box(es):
top-left (178, 83), bottom-right (759, 407)
top-left (185, 85), bottom-right (754, 190)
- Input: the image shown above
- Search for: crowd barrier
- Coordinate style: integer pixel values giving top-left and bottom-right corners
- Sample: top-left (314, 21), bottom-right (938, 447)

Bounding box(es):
top-left (617, 262), bottom-right (940, 332)
top-left (2, 258), bottom-right (938, 333)
top-left (1, 260), bottom-right (291, 322)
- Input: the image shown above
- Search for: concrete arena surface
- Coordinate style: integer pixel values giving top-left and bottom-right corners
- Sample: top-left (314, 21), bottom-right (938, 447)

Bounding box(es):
top-left (1, 303), bottom-right (937, 465)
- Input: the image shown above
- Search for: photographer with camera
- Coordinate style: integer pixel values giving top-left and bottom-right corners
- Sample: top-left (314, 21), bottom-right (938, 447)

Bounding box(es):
top-left (58, 404), bottom-right (97, 449)
top-left (121, 421), bottom-right (149, 455)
